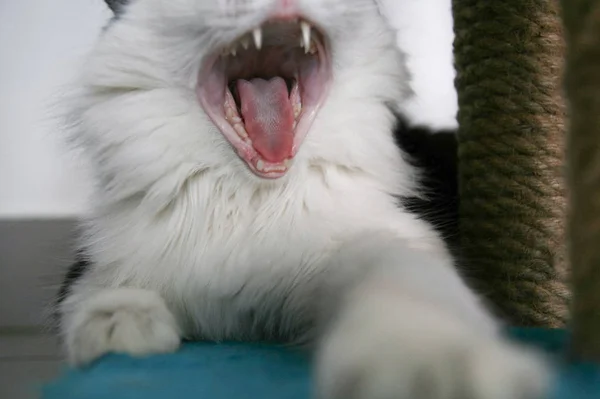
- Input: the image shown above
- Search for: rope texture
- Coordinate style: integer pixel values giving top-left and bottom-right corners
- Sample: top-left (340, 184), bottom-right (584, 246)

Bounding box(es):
top-left (561, 0), bottom-right (600, 360)
top-left (452, 0), bottom-right (570, 326)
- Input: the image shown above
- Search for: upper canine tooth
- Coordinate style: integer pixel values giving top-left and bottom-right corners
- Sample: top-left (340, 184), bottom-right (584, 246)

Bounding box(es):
top-left (253, 28), bottom-right (262, 50)
top-left (300, 21), bottom-right (311, 53)
top-left (230, 46), bottom-right (237, 56)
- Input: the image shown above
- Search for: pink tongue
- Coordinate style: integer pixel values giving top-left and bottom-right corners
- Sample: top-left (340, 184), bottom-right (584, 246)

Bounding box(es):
top-left (236, 77), bottom-right (294, 163)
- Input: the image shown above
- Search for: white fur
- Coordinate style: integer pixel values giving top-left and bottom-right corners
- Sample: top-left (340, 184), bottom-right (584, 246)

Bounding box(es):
top-left (63, 288), bottom-right (180, 365)
top-left (317, 286), bottom-right (549, 399)
top-left (58, 1), bottom-right (550, 398)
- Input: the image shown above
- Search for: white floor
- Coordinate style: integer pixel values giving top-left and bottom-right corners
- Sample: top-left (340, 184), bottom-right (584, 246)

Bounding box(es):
top-left (0, 333), bottom-right (64, 399)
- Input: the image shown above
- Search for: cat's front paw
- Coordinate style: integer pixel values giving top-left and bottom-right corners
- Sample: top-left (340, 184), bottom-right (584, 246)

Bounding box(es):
top-left (316, 301), bottom-right (550, 399)
top-left (64, 288), bottom-right (181, 366)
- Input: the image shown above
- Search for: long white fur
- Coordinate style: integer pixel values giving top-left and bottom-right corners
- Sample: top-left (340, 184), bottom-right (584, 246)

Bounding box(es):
top-left (58, 1), bottom-right (551, 398)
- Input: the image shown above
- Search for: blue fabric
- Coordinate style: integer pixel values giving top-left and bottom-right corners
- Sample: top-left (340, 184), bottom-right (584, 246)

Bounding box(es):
top-left (42, 329), bottom-right (600, 399)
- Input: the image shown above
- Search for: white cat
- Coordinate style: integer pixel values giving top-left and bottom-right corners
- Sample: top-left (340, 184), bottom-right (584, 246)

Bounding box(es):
top-left (57, 1), bottom-right (550, 398)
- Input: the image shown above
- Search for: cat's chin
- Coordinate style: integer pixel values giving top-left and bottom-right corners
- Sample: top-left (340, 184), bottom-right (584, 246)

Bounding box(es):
top-left (196, 17), bottom-right (332, 179)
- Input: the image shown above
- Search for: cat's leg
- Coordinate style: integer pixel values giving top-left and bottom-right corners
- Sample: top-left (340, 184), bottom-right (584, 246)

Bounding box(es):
top-left (315, 233), bottom-right (550, 399)
top-left (59, 287), bottom-right (181, 365)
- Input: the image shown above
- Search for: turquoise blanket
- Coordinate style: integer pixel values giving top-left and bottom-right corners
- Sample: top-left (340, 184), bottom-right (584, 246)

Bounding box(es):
top-left (42, 329), bottom-right (600, 399)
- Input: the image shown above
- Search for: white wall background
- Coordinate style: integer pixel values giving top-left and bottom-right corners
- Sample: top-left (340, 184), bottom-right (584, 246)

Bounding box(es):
top-left (0, 0), bottom-right (111, 218)
top-left (382, 0), bottom-right (458, 129)
top-left (0, 0), bottom-right (457, 218)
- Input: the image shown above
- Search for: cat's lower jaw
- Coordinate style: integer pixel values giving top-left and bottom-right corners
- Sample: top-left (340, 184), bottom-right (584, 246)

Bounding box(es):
top-left (316, 289), bottom-right (551, 399)
top-left (63, 288), bottom-right (181, 366)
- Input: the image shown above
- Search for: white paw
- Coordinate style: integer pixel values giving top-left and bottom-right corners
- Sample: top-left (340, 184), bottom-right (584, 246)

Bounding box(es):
top-left (64, 288), bottom-right (181, 366)
top-left (316, 299), bottom-right (550, 399)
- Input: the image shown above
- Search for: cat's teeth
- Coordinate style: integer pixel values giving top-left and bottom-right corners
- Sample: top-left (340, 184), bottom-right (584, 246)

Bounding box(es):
top-left (253, 28), bottom-right (262, 50)
top-left (284, 158), bottom-right (291, 168)
top-left (241, 37), bottom-right (249, 50)
top-left (234, 123), bottom-right (248, 139)
top-left (301, 21), bottom-right (311, 53)
top-left (294, 103), bottom-right (302, 119)
top-left (255, 159), bottom-right (288, 173)
top-left (221, 45), bottom-right (238, 57)
top-left (226, 107), bottom-right (235, 121)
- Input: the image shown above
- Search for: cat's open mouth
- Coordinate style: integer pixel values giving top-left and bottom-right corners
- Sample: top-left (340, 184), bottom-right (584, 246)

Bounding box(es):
top-left (197, 18), bottom-right (331, 179)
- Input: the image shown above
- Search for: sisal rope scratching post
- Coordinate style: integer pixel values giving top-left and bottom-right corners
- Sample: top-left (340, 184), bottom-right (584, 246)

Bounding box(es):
top-left (561, 0), bottom-right (600, 360)
top-left (452, 0), bottom-right (570, 327)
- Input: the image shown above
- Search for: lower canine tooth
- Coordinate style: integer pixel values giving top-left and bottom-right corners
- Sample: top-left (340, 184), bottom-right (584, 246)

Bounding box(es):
top-left (256, 160), bottom-right (265, 171)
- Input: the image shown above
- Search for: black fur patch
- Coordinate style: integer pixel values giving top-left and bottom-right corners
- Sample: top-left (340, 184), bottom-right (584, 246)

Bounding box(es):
top-left (105, 0), bottom-right (128, 14)
top-left (393, 116), bottom-right (459, 251)
top-left (56, 251), bottom-right (91, 305)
